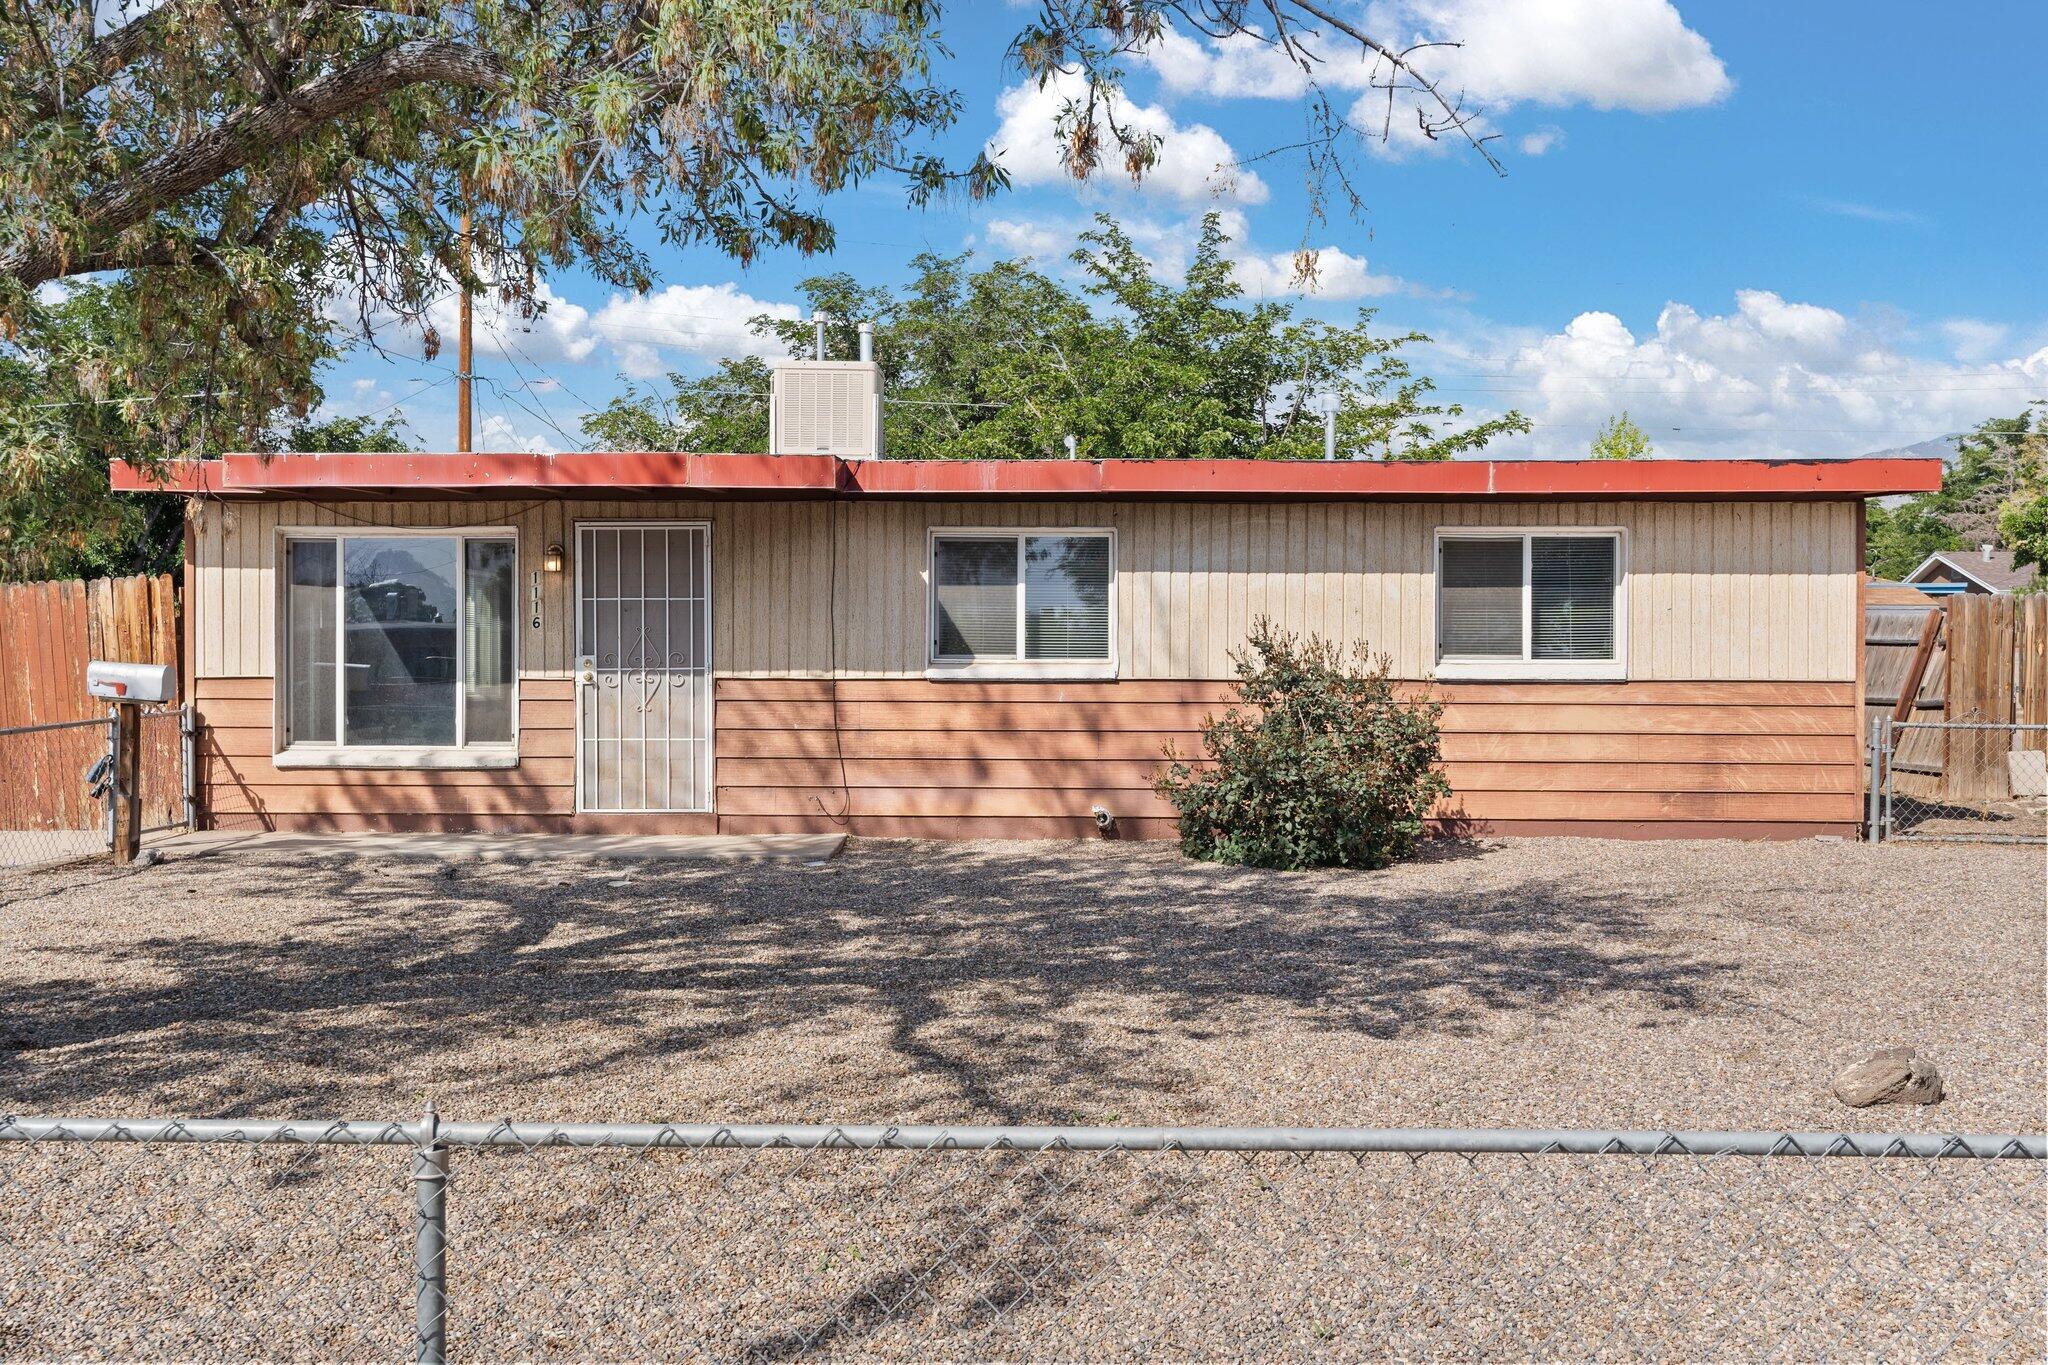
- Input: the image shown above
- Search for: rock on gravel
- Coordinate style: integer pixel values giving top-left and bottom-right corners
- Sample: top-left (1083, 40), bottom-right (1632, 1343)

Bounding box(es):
top-left (1834, 1045), bottom-right (1945, 1107)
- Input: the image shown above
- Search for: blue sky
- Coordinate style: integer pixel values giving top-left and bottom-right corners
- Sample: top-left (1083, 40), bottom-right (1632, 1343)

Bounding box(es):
top-left (328, 0), bottom-right (2048, 460)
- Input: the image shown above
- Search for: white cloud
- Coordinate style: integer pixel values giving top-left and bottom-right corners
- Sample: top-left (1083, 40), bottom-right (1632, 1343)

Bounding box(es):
top-left (1449, 293), bottom-right (2047, 459)
top-left (332, 270), bottom-right (600, 369)
top-left (983, 218), bottom-right (1073, 262)
top-left (591, 283), bottom-right (802, 379)
top-left (1941, 319), bottom-right (2011, 362)
top-left (477, 412), bottom-right (556, 455)
top-left (421, 278), bottom-right (601, 368)
top-left (1365, 0), bottom-right (1731, 113)
top-left (1135, 2), bottom-right (1725, 161)
top-left (1138, 24), bottom-right (1314, 100)
top-left (1229, 245), bottom-right (1408, 300)
top-left (986, 73), bottom-right (1268, 205)
top-left (328, 244), bottom-right (799, 380)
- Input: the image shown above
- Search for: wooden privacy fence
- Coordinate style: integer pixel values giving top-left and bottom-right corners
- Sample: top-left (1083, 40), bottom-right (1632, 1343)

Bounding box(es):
top-left (1945, 594), bottom-right (2048, 801)
top-left (0, 573), bottom-right (181, 833)
top-left (1865, 590), bottom-right (2048, 804)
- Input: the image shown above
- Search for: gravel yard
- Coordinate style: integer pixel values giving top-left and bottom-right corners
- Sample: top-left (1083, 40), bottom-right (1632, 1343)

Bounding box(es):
top-left (2, 834), bottom-right (2041, 1129)
top-left (1, 835), bottom-right (2042, 1359)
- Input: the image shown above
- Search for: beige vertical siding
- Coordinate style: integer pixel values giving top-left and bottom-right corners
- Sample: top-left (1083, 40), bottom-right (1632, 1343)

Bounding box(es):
top-left (191, 496), bottom-right (1859, 682)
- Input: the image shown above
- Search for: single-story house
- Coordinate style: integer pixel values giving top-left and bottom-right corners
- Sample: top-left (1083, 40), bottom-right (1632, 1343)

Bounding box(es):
top-left (113, 450), bottom-right (1940, 841)
top-left (1903, 545), bottom-right (2037, 596)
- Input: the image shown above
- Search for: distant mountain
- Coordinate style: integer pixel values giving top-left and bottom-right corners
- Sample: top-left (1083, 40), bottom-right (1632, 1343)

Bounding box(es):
top-left (1857, 434), bottom-right (1965, 464)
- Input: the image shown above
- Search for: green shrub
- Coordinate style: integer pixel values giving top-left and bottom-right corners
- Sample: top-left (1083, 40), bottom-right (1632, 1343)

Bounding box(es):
top-left (1154, 620), bottom-right (1451, 870)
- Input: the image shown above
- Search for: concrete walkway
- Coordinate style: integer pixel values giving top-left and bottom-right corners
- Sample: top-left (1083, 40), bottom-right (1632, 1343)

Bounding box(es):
top-left (154, 830), bottom-right (846, 865)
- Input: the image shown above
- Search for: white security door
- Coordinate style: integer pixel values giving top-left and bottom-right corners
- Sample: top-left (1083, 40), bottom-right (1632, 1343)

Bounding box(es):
top-left (576, 522), bottom-right (712, 812)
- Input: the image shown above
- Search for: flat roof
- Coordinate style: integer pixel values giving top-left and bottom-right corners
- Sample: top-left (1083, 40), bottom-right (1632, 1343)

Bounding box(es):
top-left (111, 452), bottom-right (1943, 501)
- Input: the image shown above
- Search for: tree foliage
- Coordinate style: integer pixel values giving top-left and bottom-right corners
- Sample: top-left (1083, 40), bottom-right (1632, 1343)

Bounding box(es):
top-left (1865, 407), bottom-right (2045, 580)
top-left (584, 215), bottom-right (1529, 460)
top-left (1992, 405), bottom-right (2047, 580)
top-left (1589, 410), bottom-right (1651, 460)
top-left (1, 0), bottom-right (1485, 459)
top-left (0, 275), bottom-right (410, 580)
top-left (1154, 620), bottom-right (1451, 870)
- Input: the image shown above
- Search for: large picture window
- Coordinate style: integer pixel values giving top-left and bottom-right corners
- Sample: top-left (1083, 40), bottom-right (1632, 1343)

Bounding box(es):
top-left (929, 530), bottom-right (1114, 678)
top-left (1436, 530), bottom-right (1624, 680)
top-left (281, 530), bottom-right (517, 756)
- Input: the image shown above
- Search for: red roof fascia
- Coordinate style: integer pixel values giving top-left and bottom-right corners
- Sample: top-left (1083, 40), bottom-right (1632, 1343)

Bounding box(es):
top-left (109, 458), bottom-right (224, 494)
top-left (1484, 457), bottom-right (1942, 498)
top-left (854, 457), bottom-right (1941, 499)
top-left (208, 450), bottom-right (842, 494)
top-left (850, 460), bottom-right (1110, 497)
top-left (112, 453), bottom-right (1945, 500)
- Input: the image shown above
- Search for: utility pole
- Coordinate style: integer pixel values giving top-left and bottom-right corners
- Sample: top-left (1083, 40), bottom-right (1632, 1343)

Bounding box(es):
top-left (456, 209), bottom-right (474, 453)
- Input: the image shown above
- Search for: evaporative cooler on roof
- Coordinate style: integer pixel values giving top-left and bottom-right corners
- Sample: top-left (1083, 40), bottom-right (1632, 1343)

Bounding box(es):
top-left (769, 360), bottom-right (884, 459)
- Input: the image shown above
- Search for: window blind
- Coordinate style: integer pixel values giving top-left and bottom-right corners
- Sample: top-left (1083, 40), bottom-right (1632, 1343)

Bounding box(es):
top-left (1024, 535), bottom-right (1110, 660)
top-left (1439, 538), bottom-right (1525, 657)
top-left (285, 540), bottom-right (337, 744)
top-left (1531, 536), bottom-right (1617, 661)
top-left (933, 538), bottom-right (1019, 659)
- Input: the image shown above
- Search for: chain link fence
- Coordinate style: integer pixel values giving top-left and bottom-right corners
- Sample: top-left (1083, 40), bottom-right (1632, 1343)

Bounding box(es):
top-left (0, 705), bottom-right (191, 871)
top-left (1876, 719), bottom-right (2048, 843)
top-left (0, 715), bottom-right (114, 871)
top-left (2, 1115), bottom-right (2041, 1362)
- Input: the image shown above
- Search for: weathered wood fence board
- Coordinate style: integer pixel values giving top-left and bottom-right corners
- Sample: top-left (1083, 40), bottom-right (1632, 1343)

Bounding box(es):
top-left (0, 573), bottom-right (181, 832)
top-left (1863, 590), bottom-right (2047, 806)
top-left (1926, 594), bottom-right (2047, 802)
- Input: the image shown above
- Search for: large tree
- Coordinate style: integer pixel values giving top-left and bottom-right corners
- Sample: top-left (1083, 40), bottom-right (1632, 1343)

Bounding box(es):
top-left (584, 214), bottom-right (1529, 460)
top-left (1, 0), bottom-right (1501, 575)
top-left (1, 0), bottom-right (1490, 435)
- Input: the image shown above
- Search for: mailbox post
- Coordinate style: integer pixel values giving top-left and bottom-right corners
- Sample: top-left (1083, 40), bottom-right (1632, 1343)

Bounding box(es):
top-left (86, 662), bottom-right (176, 865)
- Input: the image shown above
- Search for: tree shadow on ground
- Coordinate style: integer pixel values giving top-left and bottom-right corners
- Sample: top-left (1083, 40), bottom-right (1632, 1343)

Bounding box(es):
top-left (0, 837), bottom-right (1739, 1118)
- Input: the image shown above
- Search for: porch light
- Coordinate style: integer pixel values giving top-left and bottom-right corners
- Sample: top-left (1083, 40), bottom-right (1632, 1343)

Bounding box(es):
top-left (543, 543), bottom-right (565, 573)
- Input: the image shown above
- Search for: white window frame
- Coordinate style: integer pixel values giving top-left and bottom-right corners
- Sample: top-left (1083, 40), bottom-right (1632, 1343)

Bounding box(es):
top-left (273, 525), bottom-right (521, 769)
top-left (1433, 526), bottom-right (1628, 682)
top-left (925, 526), bottom-right (1118, 681)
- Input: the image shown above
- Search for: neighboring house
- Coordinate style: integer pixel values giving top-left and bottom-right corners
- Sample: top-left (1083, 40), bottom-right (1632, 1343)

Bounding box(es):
top-left (1903, 545), bottom-right (2038, 596)
top-left (114, 449), bottom-right (1938, 842)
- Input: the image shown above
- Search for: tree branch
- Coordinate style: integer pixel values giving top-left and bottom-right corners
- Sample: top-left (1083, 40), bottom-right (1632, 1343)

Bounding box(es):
top-left (3, 36), bottom-right (512, 288)
top-left (1280, 0), bottom-right (1504, 173)
top-left (19, 0), bottom-right (188, 118)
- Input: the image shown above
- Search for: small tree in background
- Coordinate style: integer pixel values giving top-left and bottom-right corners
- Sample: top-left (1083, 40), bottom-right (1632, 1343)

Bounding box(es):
top-left (1865, 405), bottom-right (2045, 581)
top-left (1590, 411), bottom-right (1653, 460)
top-left (1155, 621), bottom-right (1450, 871)
top-left (1993, 404), bottom-right (2046, 583)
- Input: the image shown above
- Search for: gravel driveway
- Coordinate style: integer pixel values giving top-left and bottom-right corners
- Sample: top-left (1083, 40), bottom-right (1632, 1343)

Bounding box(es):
top-left (1, 835), bottom-right (2041, 1359)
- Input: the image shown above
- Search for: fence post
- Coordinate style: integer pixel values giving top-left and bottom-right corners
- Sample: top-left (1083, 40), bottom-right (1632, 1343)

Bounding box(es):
top-left (180, 703), bottom-right (197, 832)
top-left (1866, 715), bottom-right (1883, 841)
top-left (109, 701), bottom-right (143, 865)
top-left (413, 1104), bottom-right (450, 1365)
top-left (1879, 714), bottom-right (1896, 841)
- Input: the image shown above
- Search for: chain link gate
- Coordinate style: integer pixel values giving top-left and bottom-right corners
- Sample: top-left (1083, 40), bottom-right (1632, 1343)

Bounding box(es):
top-left (1872, 716), bottom-right (2048, 843)
top-left (1, 1114), bottom-right (2042, 1362)
top-left (0, 703), bottom-right (194, 871)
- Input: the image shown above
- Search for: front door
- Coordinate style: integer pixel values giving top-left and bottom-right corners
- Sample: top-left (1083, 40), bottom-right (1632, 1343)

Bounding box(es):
top-left (575, 521), bottom-right (712, 813)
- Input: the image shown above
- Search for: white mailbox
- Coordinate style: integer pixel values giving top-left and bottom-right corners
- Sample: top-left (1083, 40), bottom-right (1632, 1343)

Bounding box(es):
top-left (87, 660), bottom-right (175, 704)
